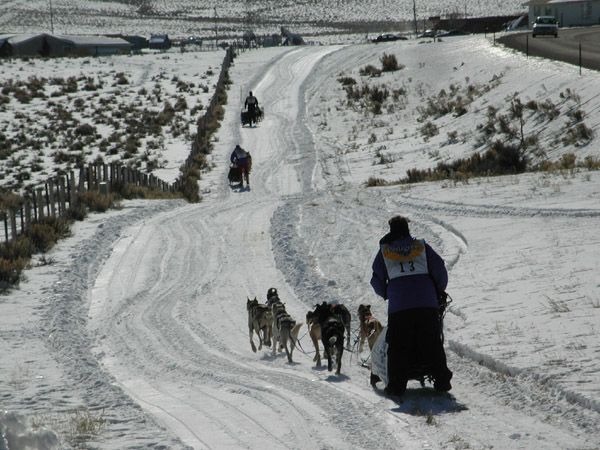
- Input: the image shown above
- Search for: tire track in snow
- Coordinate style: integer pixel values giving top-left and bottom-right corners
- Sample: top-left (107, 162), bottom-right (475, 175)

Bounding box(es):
top-left (88, 46), bottom-right (416, 450)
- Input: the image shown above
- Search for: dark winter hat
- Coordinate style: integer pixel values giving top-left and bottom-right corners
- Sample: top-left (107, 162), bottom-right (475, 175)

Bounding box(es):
top-left (267, 287), bottom-right (278, 299)
top-left (388, 215), bottom-right (410, 236)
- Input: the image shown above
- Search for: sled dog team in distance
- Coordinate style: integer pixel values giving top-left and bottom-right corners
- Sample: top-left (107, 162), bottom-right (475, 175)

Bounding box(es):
top-left (246, 215), bottom-right (453, 397)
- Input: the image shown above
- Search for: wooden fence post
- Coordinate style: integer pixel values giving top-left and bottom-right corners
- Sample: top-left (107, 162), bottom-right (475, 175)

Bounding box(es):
top-left (69, 171), bottom-right (76, 206)
top-left (9, 209), bottom-right (17, 241)
top-left (24, 196), bottom-right (32, 232)
top-left (48, 179), bottom-right (56, 218)
top-left (36, 187), bottom-right (45, 219)
top-left (58, 177), bottom-right (66, 216)
top-left (87, 164), bottom-right (93, 191)
top-left (44, 184), bottom-right (51, 217)
top-left (79, 167), bottom-right (86, 193)
top-left (2, 212), bottom-right (8, 243)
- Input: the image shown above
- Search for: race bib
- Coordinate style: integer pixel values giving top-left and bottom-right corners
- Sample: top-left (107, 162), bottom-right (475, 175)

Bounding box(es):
top-left (381, 239), bottom-right (428, 279)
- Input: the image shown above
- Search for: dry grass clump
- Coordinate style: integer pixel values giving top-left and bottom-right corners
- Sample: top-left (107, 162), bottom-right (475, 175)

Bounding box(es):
top-left (417, 75), bottom-right (503, 122)
top-left (380, 53), bottom-right (403, 72)
top-left (359, 64), bottom-right (382, 77)
top-left (0, 216), bottom-right (71, 289)
top-left (366, 176), bottom-right (389, 186)
top-left (77, 191), bottom-right (118, 212)
top-left (337, 76), bottom-right (356, 86)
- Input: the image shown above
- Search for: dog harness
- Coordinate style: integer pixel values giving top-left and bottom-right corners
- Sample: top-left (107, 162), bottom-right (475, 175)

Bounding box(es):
top-left (381, 239), bottom-right (429, 280)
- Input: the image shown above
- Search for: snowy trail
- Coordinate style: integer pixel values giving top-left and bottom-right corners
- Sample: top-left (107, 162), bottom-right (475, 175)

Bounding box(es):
top-left (81, 45), bottom-right (600, 449)
top-left (87, 47), bottom-right (419, 449)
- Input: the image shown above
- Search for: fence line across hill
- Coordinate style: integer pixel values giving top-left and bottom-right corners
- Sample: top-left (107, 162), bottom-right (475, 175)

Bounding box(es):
top-left (1, 163), bottom-right (174, 245)
top-left (179, 46), bottom-right (236, 178)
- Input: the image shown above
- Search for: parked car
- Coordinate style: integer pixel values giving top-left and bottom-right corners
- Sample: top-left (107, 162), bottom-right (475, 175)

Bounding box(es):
top-left (532, 16), bottom-right (558, 38)
top-left (186, 36), bottom-right (202, 46)
top-left (372, 34), bottom-right (406, 43)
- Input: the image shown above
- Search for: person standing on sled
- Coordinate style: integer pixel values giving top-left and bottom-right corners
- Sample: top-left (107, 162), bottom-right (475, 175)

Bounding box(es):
top-left (244, 91), bottom-right (259, 126)
top-left (230, 144), bottom-right (252, 187)
top-left (370, 215), bottom-right (452, 397)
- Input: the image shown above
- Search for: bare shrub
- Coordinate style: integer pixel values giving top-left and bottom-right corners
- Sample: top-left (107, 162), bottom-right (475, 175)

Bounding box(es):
top-left (366, 176), bottom-right (388, 186)
top-left (26, 217), bottom-right (71, 252)
top-left (0, 257), bottom-right (27, 288)
top-left (420, 121), bottom-right (439, 140)
top-left (114, 72), bottom-right (129, 85)
top-left (380, 53), bottom-right (402, 72)
top-left (74, 123), bottom-right (96, 137)
top-left (77, 191), bottom-right (117, 212)
top-left (538, 99), bottom-right (559, 120)
top-left (562, 122), bottom-right (593, 146)
top-left (559, 88), bottom-right (581, 104)
top-left (359, 64), bottom-right (382, 77)
top-left (558, 153), bottom-right (577, 169)
top-left (337, 76), bottom-right (356, 86)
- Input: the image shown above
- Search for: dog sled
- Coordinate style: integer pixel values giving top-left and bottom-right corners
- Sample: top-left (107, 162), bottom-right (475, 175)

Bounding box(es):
top-left (369, 327), bottom-right (439, 389)
top-left (228, 164), bottom-right (243, 185)
top-left (370, 294), bottom-right (452, 393)
top-left (228, 154), bottom-right (252, 188)
top-left (241, 106), bottom-right (263, 127)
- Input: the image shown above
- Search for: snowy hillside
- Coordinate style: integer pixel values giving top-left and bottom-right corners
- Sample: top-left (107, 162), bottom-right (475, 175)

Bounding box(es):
top-left (0, 0), bottom-right (527, 38)
top-left (1, 28), bottom-right (599, 450)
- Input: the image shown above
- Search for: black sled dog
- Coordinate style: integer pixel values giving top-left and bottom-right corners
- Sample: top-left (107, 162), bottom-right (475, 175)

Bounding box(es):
top-left (312, 302), bottom-right (345, 375)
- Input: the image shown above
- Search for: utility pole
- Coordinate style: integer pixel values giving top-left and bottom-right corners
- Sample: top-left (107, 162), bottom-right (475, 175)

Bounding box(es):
top-left (214, 7), bottom-right (218, 48)
top-left (412, 0), bottom-right (418, 37)
top-left (49, 0), bottom-right (55, 34)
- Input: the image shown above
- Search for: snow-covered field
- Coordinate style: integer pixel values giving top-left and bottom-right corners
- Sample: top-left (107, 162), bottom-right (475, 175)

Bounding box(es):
top-left (0, 0), bottom-right (527, 38)
top-left (0, 48), bottom-right (225, 193)
top-left (2, 32), bottom-right (600, 450)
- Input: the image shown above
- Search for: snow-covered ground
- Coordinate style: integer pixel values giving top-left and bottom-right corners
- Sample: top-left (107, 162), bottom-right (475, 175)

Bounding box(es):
top-left (0, 48), bottom-right (225, 193)
top-left (2, 35), bottom-right (600, 449)
top-left (0, 0), bottom-right (527, 38)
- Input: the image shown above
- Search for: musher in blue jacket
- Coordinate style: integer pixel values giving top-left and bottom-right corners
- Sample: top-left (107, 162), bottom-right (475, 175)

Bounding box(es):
top-left (370, 215), bottom-right (452, 396)
top-left (230, 144), bottom-right (252, 186)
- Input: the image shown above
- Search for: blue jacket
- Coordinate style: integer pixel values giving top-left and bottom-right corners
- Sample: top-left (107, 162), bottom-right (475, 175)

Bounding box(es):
top-left (231, 147), bottom-right (249, 165)
top-left (370, 233), bottom-right (447, 314)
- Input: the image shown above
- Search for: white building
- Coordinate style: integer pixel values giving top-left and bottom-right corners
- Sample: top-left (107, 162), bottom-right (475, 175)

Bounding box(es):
top-left (528, 0), bottom-right (600, 27)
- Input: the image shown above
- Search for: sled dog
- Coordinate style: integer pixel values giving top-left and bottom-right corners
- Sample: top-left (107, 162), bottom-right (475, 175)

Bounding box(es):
top-left (312, 302), bottom-right (345, 375)
top-left (329, 303), bottom-right (352, 349)
top-left (247, 297), bottom-right (273, 353)
top-left (272, 302), bottom-right (302, 363)
top-left (357, 304), bottom-right (384, 352)
top-left (306, 309), bottom-right (322, 367)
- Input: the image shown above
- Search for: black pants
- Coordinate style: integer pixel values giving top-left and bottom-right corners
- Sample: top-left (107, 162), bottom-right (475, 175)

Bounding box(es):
top-left (386, 308), bottom-right (452, 388)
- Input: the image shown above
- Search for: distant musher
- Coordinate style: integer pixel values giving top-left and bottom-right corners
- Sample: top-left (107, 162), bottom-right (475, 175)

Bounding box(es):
top-left (230, 144), bottom-right (252, 187)
top-left (244, 91), bottom-right (259, 126)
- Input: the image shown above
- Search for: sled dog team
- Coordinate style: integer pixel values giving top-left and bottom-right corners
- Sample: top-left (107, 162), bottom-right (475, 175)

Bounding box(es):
top-left (247, 287), bottom-right (383, 375)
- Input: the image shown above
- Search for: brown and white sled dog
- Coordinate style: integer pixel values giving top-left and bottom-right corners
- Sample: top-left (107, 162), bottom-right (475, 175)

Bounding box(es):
top-left (271, 300), bottom-right (302, 363)
top-left (247, 297), bottom-right (273, 353)
top-left (306, 310), bottom-right (322, 367)
top-left (357, 304), bottom-right (384, 353)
